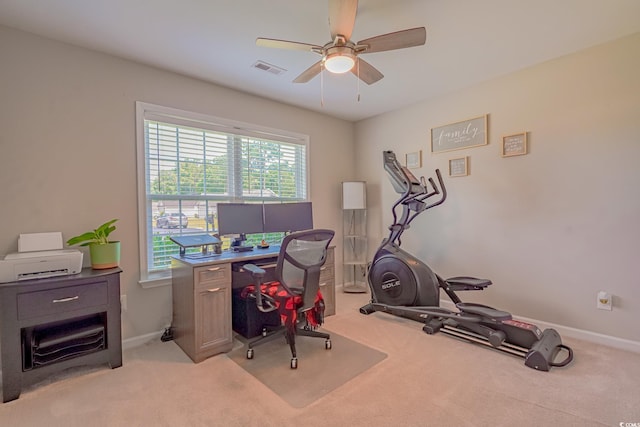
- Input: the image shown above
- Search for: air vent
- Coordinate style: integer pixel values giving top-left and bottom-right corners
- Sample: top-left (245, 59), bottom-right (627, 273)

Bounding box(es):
top-left (252, 61), bottom-right (286, 76)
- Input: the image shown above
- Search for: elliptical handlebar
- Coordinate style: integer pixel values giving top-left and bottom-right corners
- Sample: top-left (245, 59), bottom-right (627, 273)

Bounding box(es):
top-left (424, 168), bottom-right (447, 210)
top-left (426, 177), bottom-right (437, 193)
top-left (382, 150), bottom-right (448, 245)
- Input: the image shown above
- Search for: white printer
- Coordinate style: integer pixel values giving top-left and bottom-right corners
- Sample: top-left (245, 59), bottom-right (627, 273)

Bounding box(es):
top-left (0, 232), bottom-right (83, 283)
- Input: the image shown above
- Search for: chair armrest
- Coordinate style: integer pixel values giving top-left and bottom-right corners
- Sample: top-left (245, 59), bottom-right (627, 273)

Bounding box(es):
top-left (242, 264), bottom-right (277, 312)
top-left (243, 263), bottom-right (266, 278)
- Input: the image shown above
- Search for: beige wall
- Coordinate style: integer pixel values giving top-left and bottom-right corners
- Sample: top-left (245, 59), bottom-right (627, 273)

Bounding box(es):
top-left (356, 33), bottom-right (640, 344)
top-left (0, 26), bottom-right (355, 340)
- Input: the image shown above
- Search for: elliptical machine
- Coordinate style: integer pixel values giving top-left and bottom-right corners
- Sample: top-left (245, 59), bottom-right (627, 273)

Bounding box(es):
top-left (360, 151), bottom-right (573, 371)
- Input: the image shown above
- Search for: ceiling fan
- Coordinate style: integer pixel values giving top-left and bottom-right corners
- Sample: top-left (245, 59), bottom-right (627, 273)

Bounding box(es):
top-left (256, 0), bottom-right (426, 85)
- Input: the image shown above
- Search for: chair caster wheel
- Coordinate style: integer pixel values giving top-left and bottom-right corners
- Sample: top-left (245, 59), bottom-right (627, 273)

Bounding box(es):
top-left (247, 348), bottom-right (254, 359)
top-left (325, 339), bottom-right (332, 350)
top-left (290, 358), bottom-right (298, 369)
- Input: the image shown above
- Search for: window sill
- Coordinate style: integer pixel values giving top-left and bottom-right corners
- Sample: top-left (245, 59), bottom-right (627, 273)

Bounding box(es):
top-left (138, 270), bottom-right (172, 289)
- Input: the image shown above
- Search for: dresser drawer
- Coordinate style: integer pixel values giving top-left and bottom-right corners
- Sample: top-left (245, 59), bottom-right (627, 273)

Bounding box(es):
top-left (195, 264), bottom-right (231, 289)
top-left (17, 282), bottom-right (108, 320)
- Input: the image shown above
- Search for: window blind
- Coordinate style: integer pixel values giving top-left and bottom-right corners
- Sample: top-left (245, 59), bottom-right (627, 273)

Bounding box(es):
top-left (136, 102), bottom-right (309, 277)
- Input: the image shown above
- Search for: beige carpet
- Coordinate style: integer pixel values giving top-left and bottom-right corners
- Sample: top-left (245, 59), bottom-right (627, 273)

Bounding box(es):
top-left (1, 290), bottom-right (640, 426)
top-left (228, 331), bottom-right (387, 408)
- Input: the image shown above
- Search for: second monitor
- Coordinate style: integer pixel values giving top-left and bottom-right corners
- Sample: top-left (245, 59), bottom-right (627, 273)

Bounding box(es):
top-left (263, 202), bottom-right (313, 234)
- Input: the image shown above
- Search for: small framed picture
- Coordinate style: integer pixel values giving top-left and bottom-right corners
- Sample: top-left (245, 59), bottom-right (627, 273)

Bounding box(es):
top-left (502, 132), bottom-right (528, 157)
top-left (449, 157), bottom-right (468, 177)
top-left (406, 150), bottom-right (422, 169)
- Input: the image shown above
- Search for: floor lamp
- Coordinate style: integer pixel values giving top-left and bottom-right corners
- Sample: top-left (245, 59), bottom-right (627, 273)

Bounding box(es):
top-left (342, 181), bottom-right (368, 293)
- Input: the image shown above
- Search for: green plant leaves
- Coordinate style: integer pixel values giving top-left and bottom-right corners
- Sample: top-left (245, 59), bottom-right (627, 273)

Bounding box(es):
top-left (66, 219), bottom-right (118, 246)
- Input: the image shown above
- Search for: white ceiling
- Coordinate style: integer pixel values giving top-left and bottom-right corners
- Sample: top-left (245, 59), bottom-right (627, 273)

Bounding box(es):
top-left (1, 0), bottom-right (639, 122)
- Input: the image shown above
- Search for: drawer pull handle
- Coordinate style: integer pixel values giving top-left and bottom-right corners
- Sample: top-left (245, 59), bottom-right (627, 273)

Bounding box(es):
top-left (207, 287), bottom-right (221, 293)
top-left (207, 267), bottom-right (222, 272)
top-left (52, 296), bottom-right (79, 303)
top-left (320, 266), bottom-right (327, 271)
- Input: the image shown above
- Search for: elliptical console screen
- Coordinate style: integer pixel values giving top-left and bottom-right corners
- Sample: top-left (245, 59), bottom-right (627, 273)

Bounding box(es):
top-left (383, 150), bottom-right (423, 195)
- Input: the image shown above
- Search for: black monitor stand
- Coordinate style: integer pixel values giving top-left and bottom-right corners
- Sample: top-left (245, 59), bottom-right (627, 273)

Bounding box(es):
top-left (170, 234), bottom-right (222, 258)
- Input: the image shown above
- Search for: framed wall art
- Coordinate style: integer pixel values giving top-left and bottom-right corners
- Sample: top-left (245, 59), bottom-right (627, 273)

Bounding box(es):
top-left (431, 114), bottom-right (488, 153)
top-left (502, 132), bottom-right (528, 157)
top-left (449, 157), bottom-right (468, 177)
top-left (406, 150), bottom-right (422, 168)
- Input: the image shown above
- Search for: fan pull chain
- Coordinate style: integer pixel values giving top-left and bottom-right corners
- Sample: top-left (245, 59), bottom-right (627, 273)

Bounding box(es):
top-left (320, 65), bottom-right (324, 107)
top-left (357, 58), bottom-right (361, 102)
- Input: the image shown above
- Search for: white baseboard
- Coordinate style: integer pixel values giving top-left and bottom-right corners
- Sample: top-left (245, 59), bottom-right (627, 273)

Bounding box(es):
top-left (440, 300), bottom-right (640, 353)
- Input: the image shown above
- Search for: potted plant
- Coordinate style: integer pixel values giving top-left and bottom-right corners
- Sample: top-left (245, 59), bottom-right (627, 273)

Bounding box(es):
top-left (66, 219), bottom-right (120, 269)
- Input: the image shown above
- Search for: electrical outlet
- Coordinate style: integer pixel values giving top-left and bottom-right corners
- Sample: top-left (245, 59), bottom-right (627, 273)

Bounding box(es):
top-left (597, 291), bottom-right (612, 310)
top-left (120, 294), bottom-right (127, 311)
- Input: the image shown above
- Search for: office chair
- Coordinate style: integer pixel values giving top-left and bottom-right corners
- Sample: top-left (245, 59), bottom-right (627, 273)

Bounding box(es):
top-left (240, 229), bottom-right (335, 369)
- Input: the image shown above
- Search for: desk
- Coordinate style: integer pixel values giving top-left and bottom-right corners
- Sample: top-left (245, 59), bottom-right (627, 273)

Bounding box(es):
top-left (171, 245), bottom-right (335, 363)
top-left (0, 268), bottom-right (122, 402)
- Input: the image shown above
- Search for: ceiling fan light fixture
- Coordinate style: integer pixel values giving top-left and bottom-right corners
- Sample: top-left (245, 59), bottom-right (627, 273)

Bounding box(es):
top-left (324, 47), bottom-right (355, 74)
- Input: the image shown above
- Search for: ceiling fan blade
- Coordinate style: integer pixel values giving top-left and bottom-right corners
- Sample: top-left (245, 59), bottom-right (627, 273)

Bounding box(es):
top-left (357, 27), bottom-right (426, 54)
top-left (351, 58), bottom-right (384, 85)
top-left (256, 38), bottom-right (322, 53)
top-left (293, 61), bottom-right (323, 83)
top-left (329, 0), bottom-right (358, 41)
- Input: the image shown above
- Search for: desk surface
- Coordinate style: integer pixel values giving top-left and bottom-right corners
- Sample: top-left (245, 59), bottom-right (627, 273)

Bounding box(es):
top-left (172, 245), bottom-right (281, 267)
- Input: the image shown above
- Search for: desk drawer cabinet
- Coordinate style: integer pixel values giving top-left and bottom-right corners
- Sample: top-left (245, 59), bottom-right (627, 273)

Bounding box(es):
top-left (194, 265), bottom-right (232, 359)
top-left (172, 260), bottom-right (233, 363)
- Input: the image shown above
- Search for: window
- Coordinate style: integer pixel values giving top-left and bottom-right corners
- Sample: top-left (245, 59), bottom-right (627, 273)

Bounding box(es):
top-left (135, 102), bottom-right (309, 284)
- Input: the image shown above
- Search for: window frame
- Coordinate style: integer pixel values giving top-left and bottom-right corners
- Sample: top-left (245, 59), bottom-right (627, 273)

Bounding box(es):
top-left (135, 102), bottom-right (310, 287)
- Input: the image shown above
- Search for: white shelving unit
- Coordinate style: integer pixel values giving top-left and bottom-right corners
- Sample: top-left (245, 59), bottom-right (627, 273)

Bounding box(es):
top-left (342, 181), bottom-right (368, 293)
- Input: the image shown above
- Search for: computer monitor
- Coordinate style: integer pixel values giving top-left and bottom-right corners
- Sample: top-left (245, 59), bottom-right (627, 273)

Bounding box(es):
top-left (216, 203), bottom-right (264, 236)
top-left (263, 202), bottom-right (313, 233)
